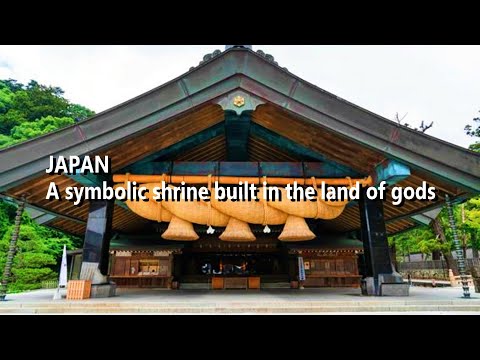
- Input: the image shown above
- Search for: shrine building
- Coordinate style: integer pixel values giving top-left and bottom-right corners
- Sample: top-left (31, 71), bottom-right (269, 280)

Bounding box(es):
top-left (1, 45), bottom-right (479, 296)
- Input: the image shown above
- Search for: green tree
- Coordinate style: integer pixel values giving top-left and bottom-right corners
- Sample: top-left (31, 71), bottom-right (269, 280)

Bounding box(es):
top-left (461, 197), bottom-right (480, 258)
top-left (0, 134), bottom-right (15, 148)
top-left (390, 226), bottom-right (448, 261)
top-left (9, 116), bottom-right (75, 144)
top-left (0, 210), bottom-right (80, 292)
top-left (463, 110), bottom-right (480, 257)
top-left (0, 81), bottom-right (14, 114)
top-left (0, 201), bottom-right (16, 240)
top-left (465, 111), bottom-right (480, 151)
top-left (0, 78), bottom-right (95, 146)
top-left (2, 81), bottom-right (69, 131)
top-left (0, 77), bottom-right (92, 292)
top-left (66, 104), bottom-right (94, 122)
top-left (1, 79), bottom-right (24, 93)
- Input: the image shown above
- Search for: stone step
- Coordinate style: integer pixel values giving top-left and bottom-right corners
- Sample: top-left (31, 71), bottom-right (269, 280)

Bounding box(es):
top-left (179, 283), bottom-right (210, 290)
top-left (179, 276), bottom-right (290, 283)
top-left (179, 282), bottom-right (292, 290)
top-left (3, 303), bottom-right (480, 314)
top-left (261, 282), bottom-right (291, 289)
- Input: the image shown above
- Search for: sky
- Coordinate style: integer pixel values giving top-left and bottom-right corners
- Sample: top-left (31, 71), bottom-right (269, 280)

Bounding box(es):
top-left (0, 45), bottom-right (479, 149)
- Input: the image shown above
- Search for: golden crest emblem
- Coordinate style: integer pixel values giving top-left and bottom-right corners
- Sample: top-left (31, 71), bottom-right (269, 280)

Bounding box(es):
top-left (233, 96), bottom-right (245, 108)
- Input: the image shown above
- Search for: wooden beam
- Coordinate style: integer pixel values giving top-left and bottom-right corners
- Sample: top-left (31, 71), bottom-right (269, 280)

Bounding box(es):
top-left (24, 207), bottom-right (57, 225)
top-left (113, 161), bottom-right (366, 179)
top-left (113, 173), bottom-right (373, 186)
top-left (410, 214), bottom-right (433, 226)
top-left (0, 194), bottom-right (87, 225)
top-left (69, 172), bottom-right (109, 188)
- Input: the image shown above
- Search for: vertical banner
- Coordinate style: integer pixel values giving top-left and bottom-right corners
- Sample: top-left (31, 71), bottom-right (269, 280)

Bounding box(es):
top-left (59, 245), bottom-right (68, 287)
top-left (298, 256), bottom-right (306, 281)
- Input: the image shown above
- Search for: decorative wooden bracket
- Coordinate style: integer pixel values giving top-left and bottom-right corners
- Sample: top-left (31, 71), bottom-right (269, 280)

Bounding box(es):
top-left (214, 91), bottom-right (266, 115)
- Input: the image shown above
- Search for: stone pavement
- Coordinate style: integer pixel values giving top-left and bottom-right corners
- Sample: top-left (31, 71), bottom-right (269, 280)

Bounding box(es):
top-left (1, 287), bottom-right (479, 314)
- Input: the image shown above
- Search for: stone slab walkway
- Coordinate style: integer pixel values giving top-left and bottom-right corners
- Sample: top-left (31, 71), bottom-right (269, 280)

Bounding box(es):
top-left (1, 287), bottom-right (479, 314)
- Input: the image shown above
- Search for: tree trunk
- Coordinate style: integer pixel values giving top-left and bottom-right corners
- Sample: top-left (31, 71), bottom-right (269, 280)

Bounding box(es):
top-left (472, 233), bottom-right (479, 259)
top-left (443, 253), bottom-right (459, 276)
top-left (432, 218), bottom-right (459, 276)
top-left (432, 250), bottom-right (441, 260)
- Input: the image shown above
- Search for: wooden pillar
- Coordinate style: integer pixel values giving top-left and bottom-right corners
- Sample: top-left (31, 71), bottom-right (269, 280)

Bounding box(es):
top-left (80, 199), bottom-right (114, 284)
top-left (358, 188), bottom-right (404, 295)
top-left (173, 253), bottom-right (183, 281)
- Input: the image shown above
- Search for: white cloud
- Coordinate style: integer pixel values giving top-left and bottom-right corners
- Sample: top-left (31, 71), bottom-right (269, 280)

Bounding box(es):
top-left (0, 45), bottom-right (478, 148)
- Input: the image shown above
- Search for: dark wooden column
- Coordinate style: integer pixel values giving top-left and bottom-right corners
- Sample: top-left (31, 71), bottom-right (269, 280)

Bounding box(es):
top-left (80, 198), bottom-right (114, 283)
top-left (225, 110), bottom-right (251, 161)
top-left (359, 188), bottom-right (403, 295)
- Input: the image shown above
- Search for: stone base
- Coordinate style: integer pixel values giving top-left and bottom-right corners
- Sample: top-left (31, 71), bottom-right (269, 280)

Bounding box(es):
top-left (361, 273), bottom-right (409, 296)
top-left (90, 283), bottom-right (117, 298)
top-left (380, 283), bottom-right (410, 296)
top-left (80, 262), bottom-right (108, 284)
top-left (361, 277), bottom-right (376, 296)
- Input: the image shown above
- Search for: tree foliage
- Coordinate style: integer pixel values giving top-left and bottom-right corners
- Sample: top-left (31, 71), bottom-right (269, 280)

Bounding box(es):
top-left (0, 78), bottom-right (89, 292)
top-left (390, 200), bottom-right (480, 261)
top-left (391, 113), bottom-right (480, 262)
top-left (390, 226), bottom-right (450, 259)
top-left (10, 116), bottom-right (75, 143)
top-left (465, 111), bottom-right (480, 152)
top-left (0, 79), bottom-right (94, 146)
top-left (0, 210), bottom-right (81, 292)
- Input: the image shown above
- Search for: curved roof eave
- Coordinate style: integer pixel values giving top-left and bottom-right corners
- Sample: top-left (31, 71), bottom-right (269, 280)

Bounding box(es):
top-left (0, 47), bottom-right (478, 192)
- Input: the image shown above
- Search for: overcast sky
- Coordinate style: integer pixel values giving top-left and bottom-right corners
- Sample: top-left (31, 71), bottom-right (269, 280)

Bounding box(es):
top-left (0, 45), bottom-right (478, 149)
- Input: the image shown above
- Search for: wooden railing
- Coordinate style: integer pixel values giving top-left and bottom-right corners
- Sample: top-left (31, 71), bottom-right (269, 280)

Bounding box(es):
top-left (41, 280), bottom-right (58, 289)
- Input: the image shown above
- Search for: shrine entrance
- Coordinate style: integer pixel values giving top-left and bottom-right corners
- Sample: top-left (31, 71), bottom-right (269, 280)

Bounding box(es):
top-left (180, 253), bottom-right (288, 277)
top-left (174, 248), bottom-right (294, 289)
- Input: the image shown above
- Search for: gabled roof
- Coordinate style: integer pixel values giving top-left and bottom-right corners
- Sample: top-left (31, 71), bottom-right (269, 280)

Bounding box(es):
top-left (0, 46), bottom-right (479, 192)
top-left (0, 46), bottom-right (479, 237)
